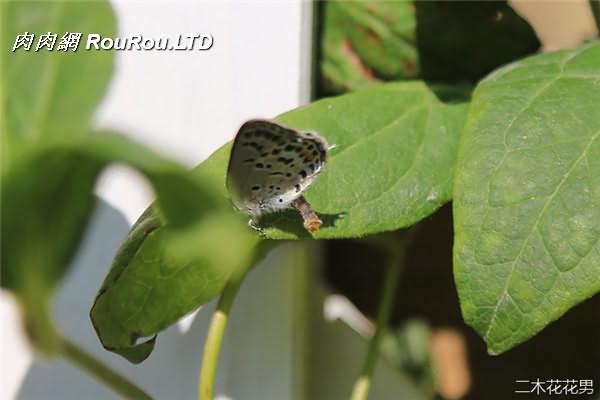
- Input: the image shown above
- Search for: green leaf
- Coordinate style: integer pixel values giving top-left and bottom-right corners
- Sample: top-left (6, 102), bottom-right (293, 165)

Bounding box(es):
top-left (1, 141), bottom-right (102, 352)
top-left (91, 211), bottom-right (261, 363)
top-left (320, 1), bottom-right (418, 94)
top-left (1, 0), bottom-right (117, 353)
top-left (453, 41), bottom-right (600, 355)
top-left (1, 133), bottom-right (221, 292)
top-left (2, 0), bottom-right (115, 167)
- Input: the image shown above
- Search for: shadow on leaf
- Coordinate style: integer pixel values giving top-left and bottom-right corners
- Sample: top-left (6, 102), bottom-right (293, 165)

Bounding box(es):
top-left (259, 209), bottom-right (346, 239)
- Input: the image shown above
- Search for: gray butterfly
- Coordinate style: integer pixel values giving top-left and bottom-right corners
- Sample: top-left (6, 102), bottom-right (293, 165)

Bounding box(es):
top-left (226, 119), bottom-right (329, 232)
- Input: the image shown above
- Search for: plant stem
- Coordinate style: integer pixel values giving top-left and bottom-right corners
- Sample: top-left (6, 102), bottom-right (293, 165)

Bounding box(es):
top-left (60, 336), bottom-right (153, 400)
top-left (350, 244), bottom-right (403, 400)
top-left (198, 262), bottom-right (251, 400)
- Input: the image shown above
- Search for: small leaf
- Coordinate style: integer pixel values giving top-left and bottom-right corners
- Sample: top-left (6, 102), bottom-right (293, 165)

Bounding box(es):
top-left (320, 1), bottom-right (418, 94)
top-left (2, 0), bottom-right (116, 167)
top-left (453, 41), bottom-right (600, 354)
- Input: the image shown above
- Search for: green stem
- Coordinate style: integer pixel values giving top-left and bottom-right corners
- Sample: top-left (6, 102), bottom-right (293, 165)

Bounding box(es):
top-left (350, 244), bottom-right (403, 400)
top-left (198, 262), bottom-right (251, 400)
top-left (60, 336), bottom-right (153, 400)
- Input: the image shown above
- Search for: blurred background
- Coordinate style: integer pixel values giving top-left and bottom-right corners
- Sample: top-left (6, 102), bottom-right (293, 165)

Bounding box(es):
top-left (1, 1), bottom-right (598, 399)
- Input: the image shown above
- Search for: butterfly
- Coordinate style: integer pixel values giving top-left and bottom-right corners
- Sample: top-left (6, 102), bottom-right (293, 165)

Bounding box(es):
top-left (226, 119), bottom-right (330, 233)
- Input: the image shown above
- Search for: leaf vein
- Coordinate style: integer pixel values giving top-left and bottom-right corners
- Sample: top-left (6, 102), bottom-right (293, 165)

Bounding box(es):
top-left (483, 128), bottom-right (600, 341)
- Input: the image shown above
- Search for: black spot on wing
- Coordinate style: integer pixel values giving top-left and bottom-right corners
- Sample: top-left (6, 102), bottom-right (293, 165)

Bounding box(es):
top-left (277, 157), bottom-right (294, 165)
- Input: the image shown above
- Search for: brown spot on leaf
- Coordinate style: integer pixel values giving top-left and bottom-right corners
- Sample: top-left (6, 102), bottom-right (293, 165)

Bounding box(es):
top-left (402, 58), bottom-right (415, 74)
top-left (364, 27), bottom-right (382, 46)
top-left (341, 39), bottom-right (378, 81)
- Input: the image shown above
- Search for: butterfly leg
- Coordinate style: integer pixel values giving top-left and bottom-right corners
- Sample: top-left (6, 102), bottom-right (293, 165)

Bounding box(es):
top-left (248, 218), bottom-right (267, 238)
top-left (291, 196), bottom-right (322, 233)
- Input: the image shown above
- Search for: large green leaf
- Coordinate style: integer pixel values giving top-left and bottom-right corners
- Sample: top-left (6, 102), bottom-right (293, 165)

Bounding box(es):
top-left (453, 41), bottom-right (600, 355)
top-left (2, 1), bottom-right (115, 168)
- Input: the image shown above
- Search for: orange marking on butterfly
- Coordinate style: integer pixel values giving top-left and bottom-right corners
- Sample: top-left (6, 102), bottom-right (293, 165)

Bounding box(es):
top-left (303, 151), bottom-right (316, 162)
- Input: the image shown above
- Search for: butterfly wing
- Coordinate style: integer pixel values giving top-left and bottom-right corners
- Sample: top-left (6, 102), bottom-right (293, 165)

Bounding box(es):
top-left (226, 119), bottom-right (328, 218)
